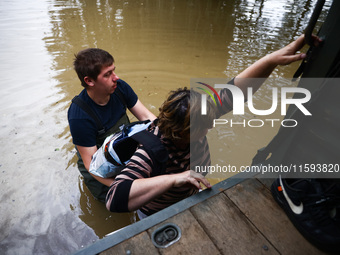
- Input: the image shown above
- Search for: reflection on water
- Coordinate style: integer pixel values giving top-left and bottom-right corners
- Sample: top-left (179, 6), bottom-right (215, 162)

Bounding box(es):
top-left (0, 0), bottom-right (330, 253)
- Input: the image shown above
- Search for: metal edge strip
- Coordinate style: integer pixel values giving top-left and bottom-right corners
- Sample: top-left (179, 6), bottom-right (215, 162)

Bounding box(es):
top-left (73, 171), bottom-right (257, 255)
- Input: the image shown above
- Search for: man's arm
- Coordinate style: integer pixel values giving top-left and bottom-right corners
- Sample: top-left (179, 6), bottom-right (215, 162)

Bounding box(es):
top-left (76, 99), bottom-right (155, 186)
top-left (77, 145), bottom-right (115, 187)
top-left (129, 99), bottom-right (157, 121)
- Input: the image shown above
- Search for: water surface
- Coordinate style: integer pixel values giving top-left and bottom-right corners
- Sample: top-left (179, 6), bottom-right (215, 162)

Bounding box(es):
top-left (0, 0), bottom-right (329, 254)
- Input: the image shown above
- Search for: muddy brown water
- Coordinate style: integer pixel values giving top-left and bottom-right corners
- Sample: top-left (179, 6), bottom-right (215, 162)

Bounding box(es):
top-left (0, 0), bottom-right (330, 254)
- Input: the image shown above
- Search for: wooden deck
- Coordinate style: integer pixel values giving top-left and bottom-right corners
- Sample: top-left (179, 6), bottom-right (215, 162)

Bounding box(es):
top-left (74, 174), bottom-right (327, 255)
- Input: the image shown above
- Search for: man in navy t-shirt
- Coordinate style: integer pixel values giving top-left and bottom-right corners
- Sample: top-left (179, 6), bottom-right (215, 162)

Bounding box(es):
top-left (68, 48), bottom-right (156, 202)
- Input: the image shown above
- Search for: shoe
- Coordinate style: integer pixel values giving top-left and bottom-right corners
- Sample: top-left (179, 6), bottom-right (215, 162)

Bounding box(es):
top-left (271, 176), bottom-right (340, 253)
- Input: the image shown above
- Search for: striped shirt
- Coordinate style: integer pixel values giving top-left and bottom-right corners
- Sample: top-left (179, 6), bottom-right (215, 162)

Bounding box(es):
top-left (106, 82), bottom-right (234, 216)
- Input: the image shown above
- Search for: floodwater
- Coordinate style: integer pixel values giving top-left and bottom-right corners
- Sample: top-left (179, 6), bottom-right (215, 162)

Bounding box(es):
top-left (0, 0), bottom-right (330, 254)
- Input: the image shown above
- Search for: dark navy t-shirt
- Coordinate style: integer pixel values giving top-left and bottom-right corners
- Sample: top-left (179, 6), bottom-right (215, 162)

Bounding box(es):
top-left (68, 79), bottom-right (138, 147)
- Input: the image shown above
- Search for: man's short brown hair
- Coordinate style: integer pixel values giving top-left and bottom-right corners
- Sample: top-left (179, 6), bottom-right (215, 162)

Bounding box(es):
top-left (74, 48), bottom-right (114, 87)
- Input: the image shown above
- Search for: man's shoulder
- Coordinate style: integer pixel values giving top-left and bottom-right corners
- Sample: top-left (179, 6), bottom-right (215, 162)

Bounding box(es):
top-left (69, 89), bottom-right (87, 105)
top-left (116, 79), bottom-right (134, 95)
top-left (68, 89), bottom-right (91, 119)
top-left (114, 79), bottom-right (138, 108)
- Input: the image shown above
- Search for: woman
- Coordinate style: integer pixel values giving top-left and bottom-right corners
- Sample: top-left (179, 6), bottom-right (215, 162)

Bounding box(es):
top-left (105, 34), bottom-right (311, 218)
top-left (106, 87), bottom-right (215, 218)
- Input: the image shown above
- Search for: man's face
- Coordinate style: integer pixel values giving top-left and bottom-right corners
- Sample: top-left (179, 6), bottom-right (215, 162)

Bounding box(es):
top-left (93, 63), bottom-right (119, 94)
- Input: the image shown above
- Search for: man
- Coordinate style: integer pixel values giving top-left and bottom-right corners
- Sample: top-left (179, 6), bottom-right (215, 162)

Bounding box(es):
top-left (68, 48), bottom-right (156, 202)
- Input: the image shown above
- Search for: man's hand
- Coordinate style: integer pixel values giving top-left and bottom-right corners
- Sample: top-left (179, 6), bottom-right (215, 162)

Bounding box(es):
top-left (77, 145), bottom-right (115, 187)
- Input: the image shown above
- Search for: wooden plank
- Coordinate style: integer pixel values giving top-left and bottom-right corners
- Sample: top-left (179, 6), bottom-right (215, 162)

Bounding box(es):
top-left (190, 193), bottom-right (279, 255)
top-left (100, 231), bottom-right (160, 255)
top-left (147, 210), bottom-right (221, 255)
top-left (225, 179), bottom-right (327, 255)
